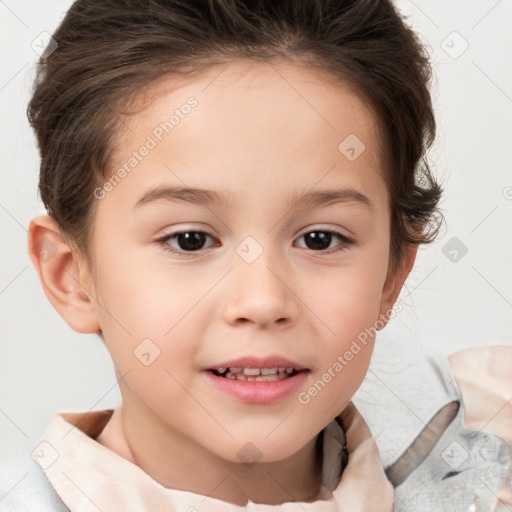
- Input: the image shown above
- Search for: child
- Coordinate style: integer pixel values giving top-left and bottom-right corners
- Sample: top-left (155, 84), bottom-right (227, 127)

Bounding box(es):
top-left (7, 0), bottom-right (512, 510)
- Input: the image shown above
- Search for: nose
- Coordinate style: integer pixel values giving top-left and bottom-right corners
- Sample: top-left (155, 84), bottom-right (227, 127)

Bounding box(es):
top-left (222, 251), bottom-right (299, 329)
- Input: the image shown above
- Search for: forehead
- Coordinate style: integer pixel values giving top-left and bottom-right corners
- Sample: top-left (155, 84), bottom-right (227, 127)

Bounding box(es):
top-left (106, 59), bottom-right (386, 209)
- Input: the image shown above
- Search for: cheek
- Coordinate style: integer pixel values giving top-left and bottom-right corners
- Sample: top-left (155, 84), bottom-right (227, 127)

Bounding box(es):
top-left (299, 290), bottom-right (379, 419)
top-left (91, 247), bottom-right (219, 397)
top-left (300, 258), bottom-right (386, 395)
top-left (93, 239), bottom-right (207, 334)
top-left (304, 260), bottom-right (387, 336)
top-left (323, 284), bottom-right (379, 375)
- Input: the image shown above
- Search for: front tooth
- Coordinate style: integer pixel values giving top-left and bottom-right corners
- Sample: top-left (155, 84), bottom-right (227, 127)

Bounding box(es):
top-left (233, 372), bottom-right (288, 382)
top-left (243, 368), bottom-right (261, 376)
top-left (260, 367), bottom-right (278, 375)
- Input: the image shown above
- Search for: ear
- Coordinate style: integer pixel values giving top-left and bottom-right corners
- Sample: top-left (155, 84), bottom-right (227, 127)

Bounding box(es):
top-left (378, 244), bottom-right (419, 326)
top-left (27, 214), bottom-right (100, 334)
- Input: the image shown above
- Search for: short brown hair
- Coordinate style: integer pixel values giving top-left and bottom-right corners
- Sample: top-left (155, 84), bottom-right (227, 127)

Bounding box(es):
top-left (28, 0), bottom-right (442, 271)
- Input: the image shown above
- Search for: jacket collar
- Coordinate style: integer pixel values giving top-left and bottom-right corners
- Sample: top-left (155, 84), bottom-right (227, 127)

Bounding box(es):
top-left (35, 402), bottom-right (393, 511)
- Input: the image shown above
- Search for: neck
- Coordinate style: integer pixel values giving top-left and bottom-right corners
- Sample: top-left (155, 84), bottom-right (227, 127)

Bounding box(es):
top-left (96, 400), bottom-right (324, 506)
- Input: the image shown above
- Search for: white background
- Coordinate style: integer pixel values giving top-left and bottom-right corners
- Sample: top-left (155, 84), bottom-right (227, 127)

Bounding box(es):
top-left (1, 0), bottom-right (511, 488)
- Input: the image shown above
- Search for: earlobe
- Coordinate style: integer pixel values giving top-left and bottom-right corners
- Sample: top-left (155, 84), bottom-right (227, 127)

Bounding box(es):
top-left (27, 214), bottom-right (100, 334)
top-left (378, 244), bottom-right (419, 326)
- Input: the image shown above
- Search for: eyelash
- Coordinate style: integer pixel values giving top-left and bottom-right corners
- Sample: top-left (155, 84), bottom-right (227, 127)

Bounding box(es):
top-left (154, 229), bottom-right (355, 257)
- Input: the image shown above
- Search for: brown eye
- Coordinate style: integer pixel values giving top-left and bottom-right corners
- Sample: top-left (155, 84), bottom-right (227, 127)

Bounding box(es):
top-left (157, 231), bottom-right (215, 254)
top-left (303, 231), bottom-right (332, 250)
top-left (296, 230), bottom-right (354, 253)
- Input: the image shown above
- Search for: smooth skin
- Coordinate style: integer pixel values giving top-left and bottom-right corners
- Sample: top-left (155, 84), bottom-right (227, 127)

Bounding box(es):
top-left (28, 59), bottom-right (417, 505)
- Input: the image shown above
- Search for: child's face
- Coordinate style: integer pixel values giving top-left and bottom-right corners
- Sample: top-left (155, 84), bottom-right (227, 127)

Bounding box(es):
top-left (80, 60), bottom-right (402, 463)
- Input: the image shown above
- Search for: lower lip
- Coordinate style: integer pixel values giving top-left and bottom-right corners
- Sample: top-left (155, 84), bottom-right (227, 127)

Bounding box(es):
top-left (203, 370), bottom-right (309, 404)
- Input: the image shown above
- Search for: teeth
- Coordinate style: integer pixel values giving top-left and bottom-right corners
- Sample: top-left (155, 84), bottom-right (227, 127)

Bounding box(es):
top-left (215, 367), bottom-right (295, 375)
top-left (227, 371), bottom-right (287, 382)
top-left (243, 368), bottom-right (261, 376)
top-left (214, 366), bottom-right (298, 381)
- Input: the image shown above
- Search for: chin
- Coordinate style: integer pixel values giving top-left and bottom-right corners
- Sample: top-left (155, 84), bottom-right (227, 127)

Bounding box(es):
top-left (210, 436), bottom-right (309, 466)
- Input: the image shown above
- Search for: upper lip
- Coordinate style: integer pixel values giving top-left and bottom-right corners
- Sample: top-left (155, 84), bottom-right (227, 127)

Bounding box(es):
top-left (205, 355), bottom-right (308, 371)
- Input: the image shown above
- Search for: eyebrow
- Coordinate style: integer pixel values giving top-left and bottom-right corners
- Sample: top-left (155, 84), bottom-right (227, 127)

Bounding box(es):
top-left (133, 185), bottom-right (373, 211)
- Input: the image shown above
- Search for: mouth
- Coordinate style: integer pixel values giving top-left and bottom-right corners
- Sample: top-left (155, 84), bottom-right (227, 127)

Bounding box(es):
top-left (203, 365), bottom-right (309, 404)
